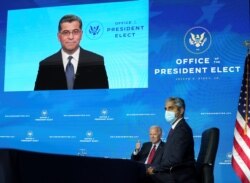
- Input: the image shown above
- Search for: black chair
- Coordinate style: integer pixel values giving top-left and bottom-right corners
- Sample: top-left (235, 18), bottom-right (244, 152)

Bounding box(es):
top-left (196, 127), bottom-right (220, 183)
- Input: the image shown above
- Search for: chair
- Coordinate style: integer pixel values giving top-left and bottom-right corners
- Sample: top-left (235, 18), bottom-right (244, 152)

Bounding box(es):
top-left (196, 127), bottom-right (220, 183)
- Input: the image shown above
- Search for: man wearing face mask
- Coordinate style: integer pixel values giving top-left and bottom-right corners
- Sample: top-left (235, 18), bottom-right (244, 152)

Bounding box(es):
top-left (146, 97), bottom-right (197, 183)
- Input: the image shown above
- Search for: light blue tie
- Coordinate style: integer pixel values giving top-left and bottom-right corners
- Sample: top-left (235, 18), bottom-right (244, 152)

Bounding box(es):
top-left (66, 56), bottom-right (74, 89)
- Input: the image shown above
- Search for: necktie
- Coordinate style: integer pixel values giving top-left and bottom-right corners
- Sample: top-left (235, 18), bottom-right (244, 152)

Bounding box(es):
top-left (66, 56), bottom-right (74, 89)
top-left (147, 145), bottom-right (156, 164)
top-left (167, 128), bottom-right (174, 140)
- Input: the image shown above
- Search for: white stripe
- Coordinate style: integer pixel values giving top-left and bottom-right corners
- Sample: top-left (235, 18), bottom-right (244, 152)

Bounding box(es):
top-left (234, 126), bottom-right (250, 156)
top-left (235, 112), bottom-right (250, 151)
top-left (232, 147), bottom-right (250, 181)
top-left (233, 114), bottom-right (250, 181)
top-left (236, 112), bottom-right (250, 138)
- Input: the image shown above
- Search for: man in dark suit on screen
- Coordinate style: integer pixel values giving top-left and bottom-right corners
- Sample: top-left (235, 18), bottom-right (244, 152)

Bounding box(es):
top-left (146, 97), bottom-right (197, 183)
top-left (131, 125), bottom-right (165, 167)
top-left (34, 14), bottom-right (109, 90)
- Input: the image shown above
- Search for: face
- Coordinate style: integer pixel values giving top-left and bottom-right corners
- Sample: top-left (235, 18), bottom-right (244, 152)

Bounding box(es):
top-left (57, 21), bottom-right (82, 54)
top-left (165, 100), bottom-right (183, 119)
top-left (149, 128), bottom-right (161, 144)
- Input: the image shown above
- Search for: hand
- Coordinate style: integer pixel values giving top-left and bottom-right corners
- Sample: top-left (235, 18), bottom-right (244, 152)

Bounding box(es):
top-left (147, 167), bottom-right (154, 175)
top-left (135, 140), bottom-right (141, 151)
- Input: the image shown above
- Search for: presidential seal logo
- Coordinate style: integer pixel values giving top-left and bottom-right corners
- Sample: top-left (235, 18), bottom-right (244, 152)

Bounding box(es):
top-left (94, 108), bottom-right (114, 121)
top-left (86, 131), bottom-right (93, 138)
top-left (27, 130), bottom-right (33, 138)
top-left (226, 152), bottom-right (232, 159)
top-left (101, 108), bottom-right (108, 116)
top-left (41, 109), bottom-right (48, 117)
top-left (184, 26), bottom-right (212, 54)
top-left (85, 21), bottom-right (104, 40)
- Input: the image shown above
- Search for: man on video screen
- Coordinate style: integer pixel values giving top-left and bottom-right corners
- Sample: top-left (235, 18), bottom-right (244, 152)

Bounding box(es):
top-left (34, 14), bottom-right (109, 90)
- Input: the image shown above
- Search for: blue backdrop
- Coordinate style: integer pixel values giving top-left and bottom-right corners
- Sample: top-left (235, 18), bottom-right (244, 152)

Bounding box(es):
top-left (0, 0), bottom-right (249, 182)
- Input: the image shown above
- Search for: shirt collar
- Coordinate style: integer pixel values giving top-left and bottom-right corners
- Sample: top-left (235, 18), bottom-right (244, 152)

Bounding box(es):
top-left (61, 48), bottom-right (80, 73)
top-left (152, 140), bottom-right (161, 149)
top-left (171, 117), bottom-right (183, 129)
top-left (61, 47), bottom-right (80, 61)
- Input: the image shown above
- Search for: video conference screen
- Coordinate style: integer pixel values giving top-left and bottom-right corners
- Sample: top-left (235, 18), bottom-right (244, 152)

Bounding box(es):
top-left (5, 0), bottom-right (148, 91)
top-left (0, 0), bottom-right (249, 182)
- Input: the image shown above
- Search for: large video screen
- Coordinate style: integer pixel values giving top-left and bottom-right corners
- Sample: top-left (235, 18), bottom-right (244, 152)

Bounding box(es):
top-left (5, 0), bottom-right (148, 91)
top-left (0, 0), bottom-right (249, 182)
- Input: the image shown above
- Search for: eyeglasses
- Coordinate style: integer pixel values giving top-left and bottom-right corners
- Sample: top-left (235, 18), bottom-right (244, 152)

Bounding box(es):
top-left (60, 29), bottom-right (82, 37)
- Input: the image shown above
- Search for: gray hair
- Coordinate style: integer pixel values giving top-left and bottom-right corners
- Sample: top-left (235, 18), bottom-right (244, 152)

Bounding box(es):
top-left (150, 125), bottom-right (162, 136)
top-left (166, 97), bottom-right (185, 110)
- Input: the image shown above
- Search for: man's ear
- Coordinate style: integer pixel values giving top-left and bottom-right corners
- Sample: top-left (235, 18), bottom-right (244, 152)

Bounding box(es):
top-left (179, 107), bottom-right (184, 115)
top-left (57, 32), bottom-right (60, 41)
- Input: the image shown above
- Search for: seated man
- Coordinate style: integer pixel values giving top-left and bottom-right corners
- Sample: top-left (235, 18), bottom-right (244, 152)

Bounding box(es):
top-left (131, 125), bottom-right (165, 166)
top-left (147, 97), bottom-right (197, 183)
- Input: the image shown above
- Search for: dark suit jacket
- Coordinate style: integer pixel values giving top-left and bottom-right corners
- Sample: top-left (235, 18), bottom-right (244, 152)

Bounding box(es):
top-left (34, 48), bottom-right (109, 90)
top-left (152, 119), bottom-right (197, 183)
top-left (131, 141), bottom-right (165, 167)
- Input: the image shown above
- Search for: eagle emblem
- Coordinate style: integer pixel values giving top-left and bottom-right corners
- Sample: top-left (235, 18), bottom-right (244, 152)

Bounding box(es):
top-left (89, 25), bottom-right (100, 36)
top-left (86, 21), bottom-right (104, 40)
top-left (189, 32), bottom-right (207, 48)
